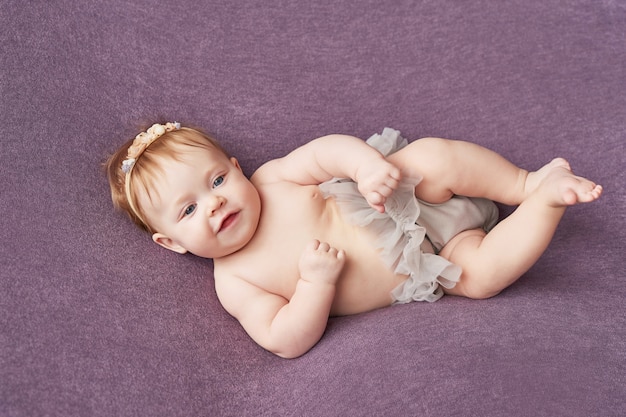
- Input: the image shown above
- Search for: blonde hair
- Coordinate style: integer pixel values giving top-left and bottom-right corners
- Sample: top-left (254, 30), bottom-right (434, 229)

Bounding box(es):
top-left (105, 123), bottom-right (228, 233)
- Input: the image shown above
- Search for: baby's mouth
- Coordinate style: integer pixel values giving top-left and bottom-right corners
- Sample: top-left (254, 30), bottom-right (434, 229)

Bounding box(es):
top-left (218, 212), bottom-right (239, 233)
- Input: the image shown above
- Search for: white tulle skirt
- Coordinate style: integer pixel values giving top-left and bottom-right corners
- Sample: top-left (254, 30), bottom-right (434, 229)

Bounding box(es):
top-left (319, 128), bottom-right (498, 303)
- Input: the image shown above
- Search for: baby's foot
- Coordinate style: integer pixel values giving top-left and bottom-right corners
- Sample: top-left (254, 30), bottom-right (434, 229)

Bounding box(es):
top-left (524, 158), bottom-right (571, 197)
top-left (533, 162), bottom-right (602, 207)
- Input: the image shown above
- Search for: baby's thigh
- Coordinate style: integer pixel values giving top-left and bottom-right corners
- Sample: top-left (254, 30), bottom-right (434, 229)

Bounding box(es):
top-left (438, 228), bottom-right (491, 298)
top-left (438, 228), bottom-right (486, 262)
top-left (386, 138), bottom-right (456, 203)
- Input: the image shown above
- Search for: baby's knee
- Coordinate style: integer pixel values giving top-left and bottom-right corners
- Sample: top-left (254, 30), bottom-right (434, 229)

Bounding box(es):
top-left (463, 283), bottom-right (502, 300)
top-left (456, 268), bottom-right (503, 300)
top-left (393, 138), bottom-right (457, 202)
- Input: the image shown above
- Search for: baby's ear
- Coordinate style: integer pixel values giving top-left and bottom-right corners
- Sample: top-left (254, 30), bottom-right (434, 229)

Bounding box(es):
top-left (152, 233), bottom-right (188, 254)
top-left (230, 157), bottom-right (242, 171)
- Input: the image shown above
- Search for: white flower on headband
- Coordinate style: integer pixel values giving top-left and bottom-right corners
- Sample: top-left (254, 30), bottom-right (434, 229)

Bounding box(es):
top-left (121, 158), bottom-right (136, 174)
top-left (122, 122), bottom-right (180, 175)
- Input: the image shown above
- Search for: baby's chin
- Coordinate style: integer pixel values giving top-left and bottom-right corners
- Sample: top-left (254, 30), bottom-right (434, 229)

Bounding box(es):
top-left (197, 228), bottom-right (260, 260)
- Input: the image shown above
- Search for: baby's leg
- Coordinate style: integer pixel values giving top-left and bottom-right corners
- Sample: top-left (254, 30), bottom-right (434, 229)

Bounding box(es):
top-left (387, 138), bottom-right (556, 205)
top-left (439, 164), bottom-right (602, 299)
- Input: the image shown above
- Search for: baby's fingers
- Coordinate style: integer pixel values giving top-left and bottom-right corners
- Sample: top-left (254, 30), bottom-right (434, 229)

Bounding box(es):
top-left (366, 192), bottom-right (387, 213)
top-left (378, 182), bottom-right (398, 197)
top-left (388, 165), bottom-right (402, 182)
top-left (299, 240), bottom-right (346, 284)
top-left (328, 246), bottom-right (346, 261)
top-left (306, 240), bottom-right (345, 259)
top-left (316, 241), bottom-right (330, 252)
top-left (306, 239), bottom-right (322, 251)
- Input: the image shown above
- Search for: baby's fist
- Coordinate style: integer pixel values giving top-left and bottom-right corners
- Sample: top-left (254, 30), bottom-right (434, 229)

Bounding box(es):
top-left (298, 240), bottom-right (346, 285)
top-left (355, 158), bottom-right (402, 213)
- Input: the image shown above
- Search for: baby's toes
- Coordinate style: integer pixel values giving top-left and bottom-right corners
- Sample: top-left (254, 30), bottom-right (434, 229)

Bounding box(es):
top-left (574, 179), bottom-right (603, 203)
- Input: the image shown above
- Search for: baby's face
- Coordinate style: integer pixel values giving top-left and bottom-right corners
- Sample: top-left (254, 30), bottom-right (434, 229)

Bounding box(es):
top-left (140, 147), bottom-right (261, 259)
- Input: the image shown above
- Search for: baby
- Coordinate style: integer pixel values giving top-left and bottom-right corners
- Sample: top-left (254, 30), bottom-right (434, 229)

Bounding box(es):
top-left (106, 122), bottom-right (602, 358)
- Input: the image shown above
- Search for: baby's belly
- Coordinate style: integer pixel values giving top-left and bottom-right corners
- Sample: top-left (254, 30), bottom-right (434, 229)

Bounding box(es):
top-left (228, 188), bottom-right (408, 316)
top-left (324, 201), bottom-right (408, 315)
top-left (331, 268), bottom-right (407, 316)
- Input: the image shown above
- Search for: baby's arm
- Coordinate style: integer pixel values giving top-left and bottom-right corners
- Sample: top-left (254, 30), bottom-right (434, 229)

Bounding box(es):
top-left (217, 240), bottom-right (345, 359)
top-left (256, 134), bottom-right (402, 212)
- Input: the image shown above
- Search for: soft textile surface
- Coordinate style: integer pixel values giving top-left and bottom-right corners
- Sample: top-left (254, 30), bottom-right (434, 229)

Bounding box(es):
top-left (2, 1), bottom-right (625, 416)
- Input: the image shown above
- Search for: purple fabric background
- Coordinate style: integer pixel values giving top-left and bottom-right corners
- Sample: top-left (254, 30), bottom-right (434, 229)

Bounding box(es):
top-left (2, 1), bottom-right (625, 416)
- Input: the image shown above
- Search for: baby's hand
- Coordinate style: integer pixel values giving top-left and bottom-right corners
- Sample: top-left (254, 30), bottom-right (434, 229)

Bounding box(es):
top-left (355, 158), bottom-right (402, 213)
top-left (298, 240), bottom-right (346, 285)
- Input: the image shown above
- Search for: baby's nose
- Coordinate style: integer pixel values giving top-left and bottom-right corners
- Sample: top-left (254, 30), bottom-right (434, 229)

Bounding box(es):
top-left (207, 195), bottom-right (225, 216)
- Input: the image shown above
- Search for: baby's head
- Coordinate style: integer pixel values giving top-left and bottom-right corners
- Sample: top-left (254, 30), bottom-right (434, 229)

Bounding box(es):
top-left (106, 123), bottom-right (227, 233)
top-left (106, 123), bottom-right (262, 258)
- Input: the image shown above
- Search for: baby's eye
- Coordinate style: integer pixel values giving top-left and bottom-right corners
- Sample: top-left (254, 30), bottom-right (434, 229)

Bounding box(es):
top-left (213, 175), bottom-right (224, 188)
top-left (184, 204), bottom-right (196, 216)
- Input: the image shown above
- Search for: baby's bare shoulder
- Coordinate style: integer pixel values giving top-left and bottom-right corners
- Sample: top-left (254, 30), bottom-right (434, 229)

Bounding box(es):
top-left (250, 159), bottom-right (283, 185)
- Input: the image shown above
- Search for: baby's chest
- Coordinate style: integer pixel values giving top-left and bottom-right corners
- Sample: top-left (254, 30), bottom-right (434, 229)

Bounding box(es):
top-left (229, 185), bottom-right (334, 293)
top-left (257, 183), bottom-right (333, 241)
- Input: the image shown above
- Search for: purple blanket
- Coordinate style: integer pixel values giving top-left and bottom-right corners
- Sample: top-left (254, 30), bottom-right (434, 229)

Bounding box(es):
top-left (2, 1), bottom-right (625, 416)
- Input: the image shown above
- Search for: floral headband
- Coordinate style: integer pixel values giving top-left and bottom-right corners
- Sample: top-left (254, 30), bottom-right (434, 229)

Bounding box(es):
top-left (122, 122), bottom-right (180, 224)
top-left (122, 122), bottom-right (181, 174)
